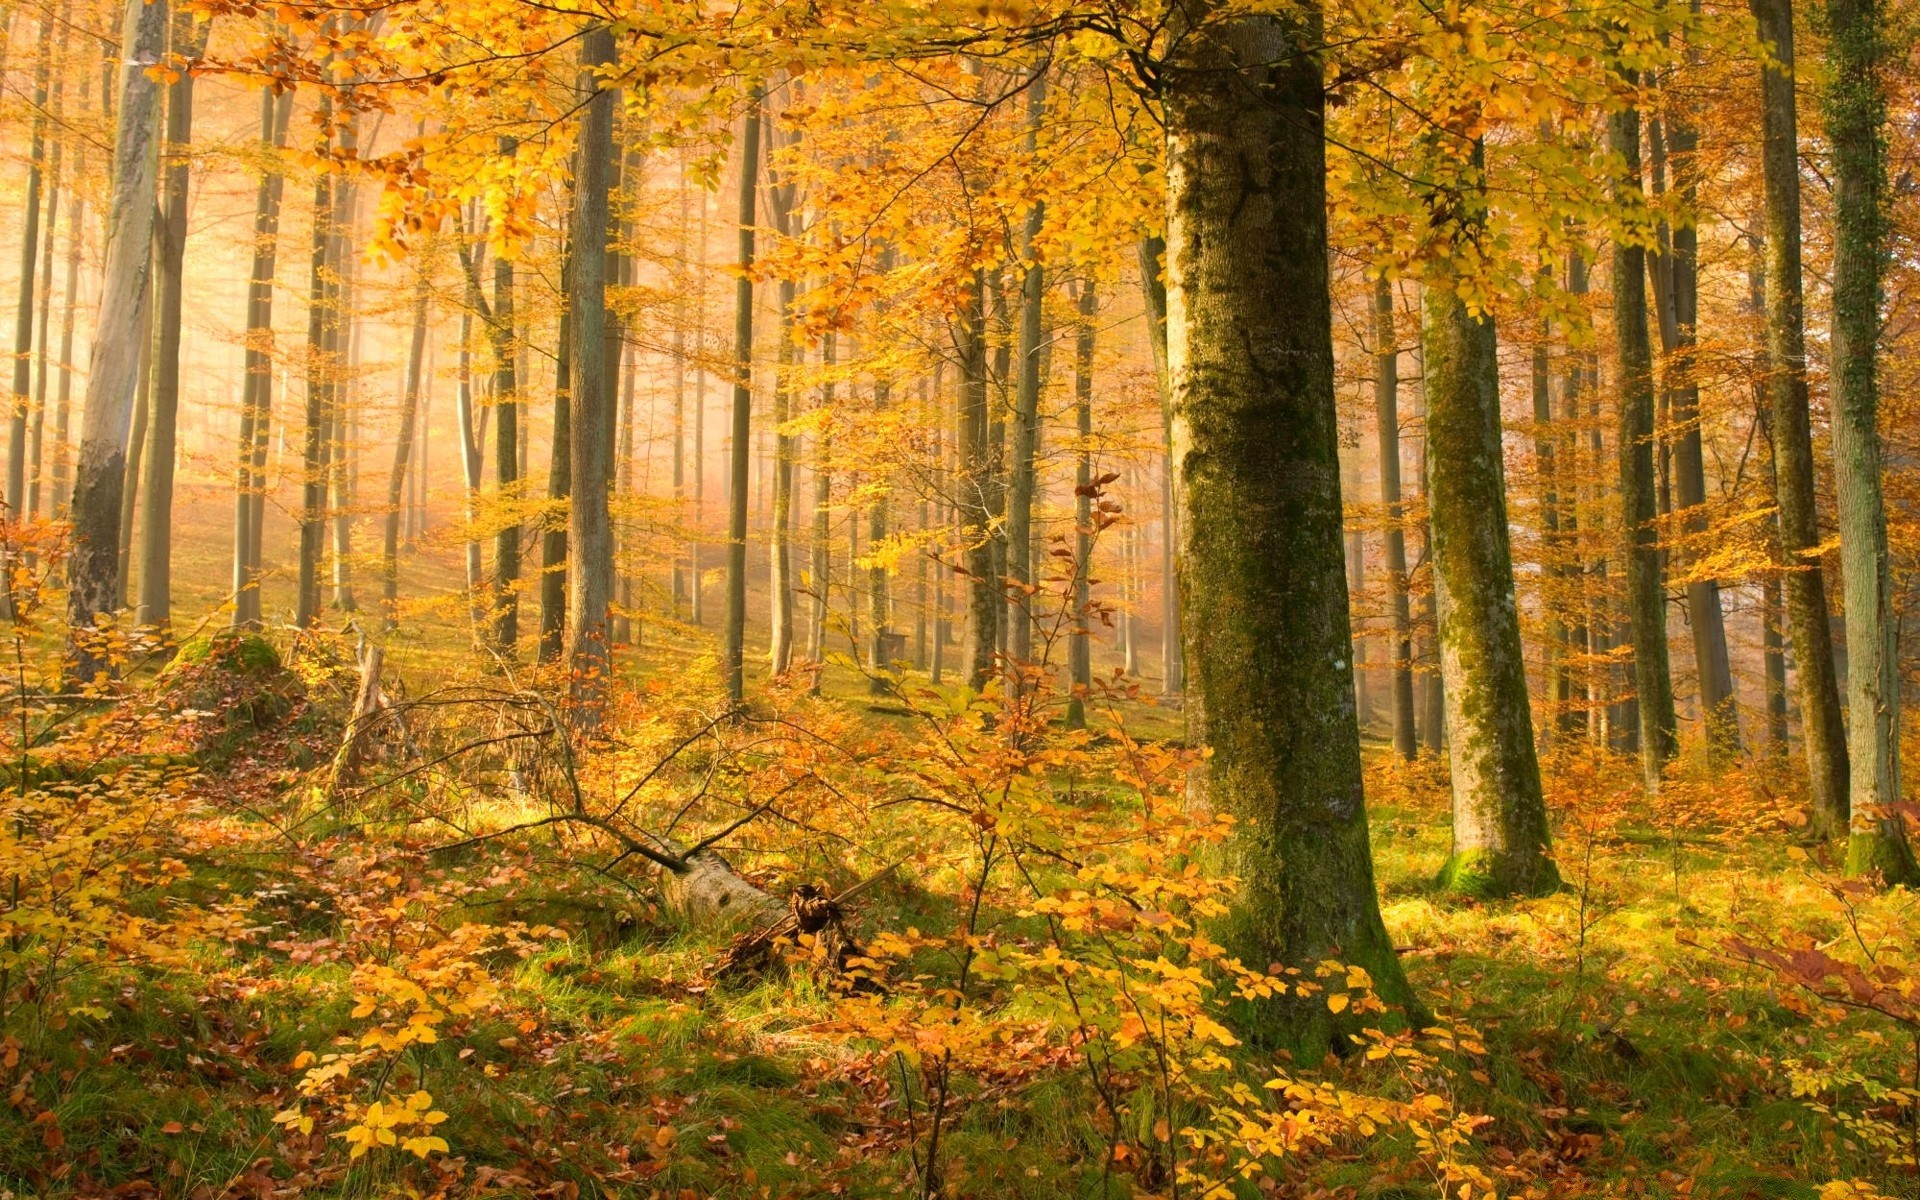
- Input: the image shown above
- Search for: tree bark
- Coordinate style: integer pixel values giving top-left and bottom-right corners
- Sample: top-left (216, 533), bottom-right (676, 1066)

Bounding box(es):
top-left (492, 189), bottom-right (520, 651)
top-left (8, 9), bottom-right (52, 529)
top-left (135, 9), bottom-right (206, 636)
top-left (1163, 0), bottom-right (1417, 1044)
top-left (567, 25), bottom-right (618, 714)
top-left (957, 272), bottom-right (996, 690)
top-left (1751, 0), bottom-right (1851, 837)
top-left (539, 262), bottom-right (571, 663)
top-left (722, 90), bottom-right (761, 706)
top-left (1006, 68), bottom-right (1047, 676)
top-left (766, 131), bottom-right (798, 677)
top-left (1374, 277), bottom-right (1416, 760)
top-left (65, 0), bottom-right (166, 683)
top-left (1423, 280), bottom-right (1558, 898)
top-left (116, 306), bottom-right (151, 610)
top-left (1825, 0), bottom-right (1915, 882)
top-left (1609, 98), bottom-right (1679, 788)
top-left (1653, 82), bottom-right (1739, 758)
top-left (382, 271), bottom-right (430, 628)
top-left (233, 87), bottom-right (291, 629)
top-left (1066, 280), bottom-right (1095, 730)
top-left (807, 332), bottom-right (834, 676)
top-left (1139, 236), bottom-right (1183, 696)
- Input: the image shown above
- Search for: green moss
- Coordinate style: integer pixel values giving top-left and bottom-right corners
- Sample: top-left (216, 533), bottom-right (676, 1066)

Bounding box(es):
top-left (1435, 847), bottom-right (1562, 899)
top-left (1845, 826), bottom-right (1920, 887)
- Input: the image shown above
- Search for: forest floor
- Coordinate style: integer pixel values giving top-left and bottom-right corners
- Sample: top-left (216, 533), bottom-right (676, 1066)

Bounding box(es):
top-left (0, 503), bottom-right (1910, 1200)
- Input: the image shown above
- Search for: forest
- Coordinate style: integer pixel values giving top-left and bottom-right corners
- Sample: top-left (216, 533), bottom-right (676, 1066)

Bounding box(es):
top-left (0, 0), bottom-right (1918, 1194)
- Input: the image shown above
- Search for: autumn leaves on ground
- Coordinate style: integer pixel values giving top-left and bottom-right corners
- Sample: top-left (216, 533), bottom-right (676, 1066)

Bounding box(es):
top-left (4, 0), bottom-right (1920, 1197)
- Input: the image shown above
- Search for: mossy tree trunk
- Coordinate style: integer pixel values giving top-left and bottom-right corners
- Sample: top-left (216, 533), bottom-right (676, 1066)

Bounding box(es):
top-left (1423, 279), bottom-right (1559, 899)
top-left (1751, 0), bottom-right (1852, 838)
top-left (1163, 0), bottom-right (1418, 1046)
top-left (1824, 0), bottom-right (1917, 883)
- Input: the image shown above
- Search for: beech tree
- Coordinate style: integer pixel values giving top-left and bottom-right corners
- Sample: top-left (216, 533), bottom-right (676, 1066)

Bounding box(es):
top-left (1162, 0), bottom-right (1417, 1043)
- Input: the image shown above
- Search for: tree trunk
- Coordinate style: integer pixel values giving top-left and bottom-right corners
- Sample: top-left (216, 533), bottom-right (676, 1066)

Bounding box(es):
top-left (1752, 0), bottom-right (1851, 837)
top-left (1609, 99), bottom-right (1679, 789)
top-left (135, 8), bottom-right (206, 636)
top-left (1066, 280), bottom-right (1095, 730)
top-left (958, 272), bottom-right (996, 689)
top-left (567, 24), bottom-right (618, 713)
top-left (1655, 86), bottom-right (1739, 758)
top-left (671, 169), bottom-right (689, 617)
top-left (1557, 246), bottom-right (1592, 738)
top-left (296, 92), bottom-right (335, 630)
top-left (27, 4), bottom-right (69, 525)
top-left (539, 268), bottom-right (571, 663)
top-left (1139, 236), bottom-right (1183, 696)
top-left (1423, 279), bottom-right (1558, 898)
top-left (382, 271), bottom-right (429, 628)
top-left (1825, 0), bottom-right (1916, 882)
top-left (722, 91), bottom-right (762, 706)
top-left (766, 152), bottom-right (797, 676)
top-left (1374, 277), bottom-right (1416, 760)
top-left (233, 87), bottom-right (291, 629)
top-left (1163, 0), bottom-right (1417, 1044)
top-left (1006, 68), bottom-right (1047, 675)
top-left (807, 332), bottom-right (834, 676)
top-left (327, 117), bottom-right (358, 614)
top-left (492, 202), bottom-right (520, 651)
top-left (866, 377), bottom-right (890, 694)
top-left (117, 302), bottom-right (153, 610)
top-left (455, 309), bottom-right (486, 637)
top-left (65, 0), bottom-right (166, 683)
top-left (8, 9), bottom-right (52, 529)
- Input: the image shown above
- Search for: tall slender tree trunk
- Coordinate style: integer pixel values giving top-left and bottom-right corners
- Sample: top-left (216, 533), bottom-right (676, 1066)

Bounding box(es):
top-left (1655, 79), bottom-right (1739, 758)
top-left (1139, 236), bottom-right (1183, 695)
top-left (382, 271), bottom-right (429, 628)
top-left (1375, 277), bottom-right (1416, 760)
top-left (27, 4), bottom-right (69, 525)
top-left (66, 0), bottom-right (166, 682)
top-left (233, 88), bottom-right (290, 628)
top-left (116, 301), bottom-right (152, 609)
top-left (1163, 0), bottom-right (1417, 1044)
top-left (327, 116), bottom-right (359, 614)
top-left (690, 188), bottom-right (709, 629)
top-left (1423, 274), bottom-right (1558, 898)
top-left (1414, 337), bottom-right (1446, 755)
top-left (454, 309), bottom-right (485, 636)
top-left (766, 160), bottom-right (798, 675)
top-left (958, 272), bottom-right (996, 689)
top-left (491, 223), bottom-right (520, 651)
top-left (1006, 68), bottom-right (1047, 675)
top-left (539, 266), bottom-right (571, 663)
top-left (807, 331), bottom-right (834, 675)
top-left (1610, 97), bottom-right (1679, 788)
top-left (51, 178), bottom-right (83, 521)
top-left (9, 9), bottom-right (51, 528)
top-left (296, 92), bottom-right (334, 629)
top-left (867, 373), bottom-right (891, 693)
top-left (566, 27), bottom-right (617, 711)
top-left (1557, 245), bottom-right (1592, 738)
top-left (1750, 245), bottom-right (1793, 754)
top-left (1066, 280), bottom-right (1095, 730)
top-left (135, 9), bottom-right (206, 636)
top-left (671, 168), bottom-right (689, 617)
top-left (1826, 0), bottom-right (1916, 882)
top-left (722, 91), bottom-right (761, 706)
top-left (1752, 0), bottom-right (1851, 837)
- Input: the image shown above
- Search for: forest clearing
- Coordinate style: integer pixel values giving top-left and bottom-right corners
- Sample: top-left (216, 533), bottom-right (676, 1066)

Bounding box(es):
top-left (0, 0), bottom-right (1918, 1195)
